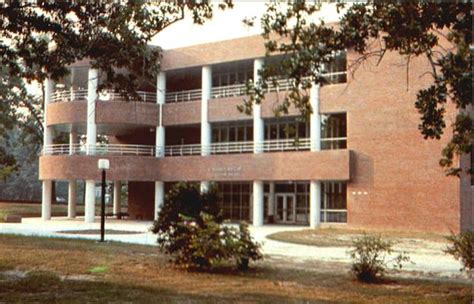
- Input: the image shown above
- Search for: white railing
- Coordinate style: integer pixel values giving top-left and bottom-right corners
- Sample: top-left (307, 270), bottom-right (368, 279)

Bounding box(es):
top-left (42, 144), bottom-right (156, 156)
top-left (165, 138), bottom-right (312, 157)
top-left (50, 89), bottom-right (88, 103)
top-left (210, 71), bottom-right (347, 99)
top-left (50, 89), bottom-right (157, 103)
top-left (42, 137), bottom-right (346, 157)
top-left (165, 88), bottom-right (202, 103)
top-left (321, 137), bottom-right (347, 150)
top-left (261, 138), bottom-right (311, 152)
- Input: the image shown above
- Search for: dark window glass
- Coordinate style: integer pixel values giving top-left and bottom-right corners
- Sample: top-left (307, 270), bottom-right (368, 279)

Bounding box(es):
top-left (321, 113), bottom-right (347, 150)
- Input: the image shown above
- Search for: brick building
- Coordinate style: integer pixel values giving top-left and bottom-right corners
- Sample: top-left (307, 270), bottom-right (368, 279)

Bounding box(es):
top-left (39, 34), bottom-right (472, 233)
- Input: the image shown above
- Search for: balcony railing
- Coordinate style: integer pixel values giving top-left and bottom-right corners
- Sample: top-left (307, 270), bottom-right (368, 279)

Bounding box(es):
top-left (42, 144), bottom-right (156, 156)
top-left (42, 137), bottom-right (346, 157)
top-left (165, 88), bottom-right (202, 103)
top-left (164, 138), bottom-right (314, 156)
top-left (167, 71), bottom-right (347, 102)
top-left (50, 89), bottom-right (157, 103)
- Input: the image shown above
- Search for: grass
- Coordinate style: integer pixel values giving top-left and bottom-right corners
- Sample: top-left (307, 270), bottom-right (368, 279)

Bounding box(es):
top-left (267, 228), bottom-right (448, 247)
top-left (0, 234), bottom-right (470, 303)
top-left (0, 202), bottom-right (126, 221)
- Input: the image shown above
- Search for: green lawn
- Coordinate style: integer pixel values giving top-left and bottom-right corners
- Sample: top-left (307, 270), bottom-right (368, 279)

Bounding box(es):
top-left (0, 234), bottom-right (470, 303)
top-left (0, 202), bottom-right (126, 221)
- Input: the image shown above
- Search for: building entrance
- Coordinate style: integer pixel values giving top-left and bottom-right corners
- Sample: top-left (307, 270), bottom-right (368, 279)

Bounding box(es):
top-left (275, 193), bottom-right (297, 223)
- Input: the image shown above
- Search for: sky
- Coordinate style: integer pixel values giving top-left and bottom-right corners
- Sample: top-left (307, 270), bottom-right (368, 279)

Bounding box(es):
top-left (27, 2), bottom-right (346, 95)
top-left (151, 1), bottom-right (345, 50)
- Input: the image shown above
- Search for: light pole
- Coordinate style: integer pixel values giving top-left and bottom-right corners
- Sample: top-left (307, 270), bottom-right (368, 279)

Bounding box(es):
top-left (98, 159), bottom-right (110, 242)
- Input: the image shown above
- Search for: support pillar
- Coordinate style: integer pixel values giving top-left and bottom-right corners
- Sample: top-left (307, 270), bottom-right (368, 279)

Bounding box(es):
top-left (154, 181), bottom-right (164, 220)
top-left (253, 58), bottom-right (264, 153)
top-left (309, 83), bottom-right (322, 228)
top-left (85, 180), bottom-right (96, 223)
top-left (253, 181), bottom-right (264, 227)
top-left (68, 182), bottom-right (77, 218)
top-left (310, 84), bottom-right (321, 152)
top-left (268, 182), bottom-right (275, 218)
top-left (85, 68), bottom-right (98, 223)
top-left (310, 181), bottom-right (321, 228)
top-left (42, 77), bottom-right (54, 221)
top-left (68, 131), bottom-right (77, 218)
top-left (156, 71), bottom-right (166, 157)
top-left (201, 65), bottom-right (212, 191)
top-left (154, 73), bottom-right (166, 219)
top-left (113, 181), bottom-right (121, 216)
top-left (42, 181), bottom-right (52, 221)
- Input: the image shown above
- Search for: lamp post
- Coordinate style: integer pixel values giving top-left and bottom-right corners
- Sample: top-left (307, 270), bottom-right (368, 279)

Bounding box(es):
top-left (98, 159), bottom-right (110, 242)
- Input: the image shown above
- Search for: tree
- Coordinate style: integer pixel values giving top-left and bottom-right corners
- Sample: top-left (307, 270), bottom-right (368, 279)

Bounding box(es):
top-left (0, 1), bottom-right (232, 176)
top-left (244, 1), bottom-right (472, 176)
top-left (1, 1), bottom-right (232, 93)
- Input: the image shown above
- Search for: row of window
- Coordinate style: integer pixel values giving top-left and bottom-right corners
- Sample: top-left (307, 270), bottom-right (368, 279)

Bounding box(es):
top-left (211, 114), bottom-right (347, 149)
top-left (56, 51), bottom-right (347, 94)
top-left (216, 181), bottom-right (347, 224)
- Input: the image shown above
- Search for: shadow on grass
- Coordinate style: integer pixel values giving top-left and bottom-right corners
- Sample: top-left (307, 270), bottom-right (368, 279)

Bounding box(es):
top-left (0, 270), bottom-right (339, 304)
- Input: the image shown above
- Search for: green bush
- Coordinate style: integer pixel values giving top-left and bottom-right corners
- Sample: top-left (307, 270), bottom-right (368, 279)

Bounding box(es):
top-left (161, 213), bottom-right (262, 271)
top-left (444, 231), bottom-right (473, 272)
top-left (349, 234), bottom-right (410, 283)
top-left (151, 183), bottom-right (262, 271)
top-left (232, 222), bottom-right (263, 271)
top-left (151, 182), bottom-right (222, 255)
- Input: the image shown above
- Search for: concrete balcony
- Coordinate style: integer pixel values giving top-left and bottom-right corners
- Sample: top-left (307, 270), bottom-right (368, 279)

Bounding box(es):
top-left (39, 143), bottom-right (351, 182)
top-left (46, 89), bottom-right (160, 135)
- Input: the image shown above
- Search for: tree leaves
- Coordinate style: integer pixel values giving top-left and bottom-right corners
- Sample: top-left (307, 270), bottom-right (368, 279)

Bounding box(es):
top-left (249, 1), bottom-right (472, 176)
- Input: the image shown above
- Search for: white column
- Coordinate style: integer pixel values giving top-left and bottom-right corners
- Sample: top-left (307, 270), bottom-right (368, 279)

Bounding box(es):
top-left (201, 66), bottom-right (212, 191)
top-left (155, 73), bottom-right (166, 216)
top-left (200, 182), bottom-right (210, 193)
top-left (85, 68), bottom-right (98, 223)
top-left (68, 182), bottom-right (76, 218)
top-left (310, 181), bottom-right (321, 228)
top-left (268, 182), bottom-right (275, 217)
top-left (253, 58), bottom-right (265, 153)
top-left (86, 68), bottom-right (98, 155)
top-left (201, 65), bottom-right (212, 156)
top-left (253, 181), bottom-right (264, 227)
top-left (156, 71), bottom-right (166, 157)
top-left (113, 181), bottom-right (121, 215)
top-left (42, 181), bottom-right (52, 221)
top-left (309, 83), bottom-right (322, 228)
top-left (310, 84), bottom-right (321, 152)
top-left (41, 78), bottom-right (55, 221)
top-left (68, 131), bottom-right (77, 218)
top-left (85, 180), bottom-right (96, 223)
top-left (154, 181), bottom-right (164, 220)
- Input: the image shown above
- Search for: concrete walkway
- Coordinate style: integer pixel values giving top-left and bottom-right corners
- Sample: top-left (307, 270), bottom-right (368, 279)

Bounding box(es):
top-left (0, 217), bottom-right (465, 279)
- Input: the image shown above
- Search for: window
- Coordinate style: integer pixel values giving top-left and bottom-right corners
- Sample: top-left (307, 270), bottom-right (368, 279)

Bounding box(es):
top-left (321, 113), bottom-right (347, 150)
top-left (322, 51), bottom-right (347, 84)
top-left (216, 182), bottom-right (252, 221)
top-left (211, 121), bottom-right (253, 143)
top-left (264, 117), bottom-right (309, 141)
top-left (321, 182), bottom-right (347, 223)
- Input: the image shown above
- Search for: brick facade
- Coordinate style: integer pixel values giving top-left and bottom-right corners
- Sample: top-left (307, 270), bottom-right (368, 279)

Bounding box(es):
top-left (40, 33), bottom-right (472, 233)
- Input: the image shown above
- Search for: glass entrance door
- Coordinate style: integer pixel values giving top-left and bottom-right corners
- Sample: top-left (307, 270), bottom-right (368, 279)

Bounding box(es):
top-left (275, 194), bottom-right (296, 223)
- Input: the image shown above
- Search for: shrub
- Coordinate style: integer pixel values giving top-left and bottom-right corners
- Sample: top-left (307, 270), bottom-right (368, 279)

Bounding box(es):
top-left (151, 182), bottom-right (222, 255)
top-left (444, 231), bottom-right (473, 272)
top-left (349, 234), bottom-right (410, 283)
top-left (151, 183), bottom-right (262, 271)
top-left (232, 222), bottom-right (263, 271)
top-left (157, 212), bottom-right (262, 271)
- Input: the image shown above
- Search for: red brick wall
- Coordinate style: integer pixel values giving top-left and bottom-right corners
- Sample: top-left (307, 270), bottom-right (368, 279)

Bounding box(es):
top-left (128, 181), bottom-right (155, 220)
top-left (321, 48), bottom-right (462, 233)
